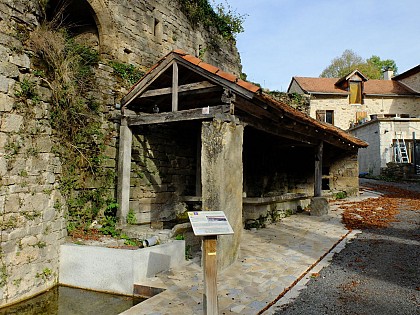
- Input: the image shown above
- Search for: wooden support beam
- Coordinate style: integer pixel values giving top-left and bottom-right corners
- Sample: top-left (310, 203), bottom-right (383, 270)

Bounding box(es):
top-left (139, 81), bottom-right (218, 98)
top-left (314, 141), bottom-right (323, 197)
top-left (172, 62), bottom-right (178, 112)
top-left (240, 116), bottom-right (317, 145)
top-left (203, 235), bottom-right (218, 315)
top-left (116, 117), bottom-right (133, 223)
top-left (127, 105), bottom-right (230, 126)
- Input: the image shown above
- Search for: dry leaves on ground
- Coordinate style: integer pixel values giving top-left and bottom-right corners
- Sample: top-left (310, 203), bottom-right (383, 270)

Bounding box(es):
top-left (339, 183), bottom-right (420, 230)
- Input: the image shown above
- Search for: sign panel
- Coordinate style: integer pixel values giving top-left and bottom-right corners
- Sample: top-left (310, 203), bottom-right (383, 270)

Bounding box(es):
top-left (188, 211), bottom-right (234, 236)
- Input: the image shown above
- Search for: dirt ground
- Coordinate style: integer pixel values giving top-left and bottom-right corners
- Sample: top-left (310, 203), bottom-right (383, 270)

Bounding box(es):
top-left (274, 178), bottom-right (420, 315)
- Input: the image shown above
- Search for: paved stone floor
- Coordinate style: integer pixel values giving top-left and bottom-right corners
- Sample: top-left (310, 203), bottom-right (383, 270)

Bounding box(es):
top-left (121, 192), bottom-right (375, 315)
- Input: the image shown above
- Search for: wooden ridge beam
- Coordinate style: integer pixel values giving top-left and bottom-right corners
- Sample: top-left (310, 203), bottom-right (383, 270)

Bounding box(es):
top-left (127, 105), bottom-right (230, 126)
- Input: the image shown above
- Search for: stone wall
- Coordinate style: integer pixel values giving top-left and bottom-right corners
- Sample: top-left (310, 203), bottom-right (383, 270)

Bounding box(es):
top-left (399, 72), bottom-right (420, 92)
top-left (309, 95), bottom-right (420, 130)
top-left (0, 0), bottom-right (242, 307)
top-left (130, 124), bottom-right (198, 224)
top-left (329, 152), bottom-right (359, 196)
top-left (0, 1), bottom-right (66, 306)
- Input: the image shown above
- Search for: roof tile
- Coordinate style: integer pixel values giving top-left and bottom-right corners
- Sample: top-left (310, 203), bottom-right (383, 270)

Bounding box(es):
top-left (216, 70), bottom-right (237, 82)
top-left (198, 61), bottom-right (219, 74)
top-left (173, 49), bottom-right (187, 55)
top-left (237, 79), bottom-right (261, 93)
top-left (181, 54), bottom-right (202, 65)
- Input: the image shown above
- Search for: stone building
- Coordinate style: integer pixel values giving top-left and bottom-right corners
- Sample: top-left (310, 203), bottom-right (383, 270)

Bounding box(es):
top-left (287, 67), bottom-right (420, 130)
top-left (0, 0), bottom-right (241, 307)
top-left (288, 65), bottom-right (420, 176)
top-left (118, 50), bottom-right (367, 270)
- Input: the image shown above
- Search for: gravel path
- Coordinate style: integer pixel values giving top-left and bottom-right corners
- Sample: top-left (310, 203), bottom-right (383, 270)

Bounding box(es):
top-left (273, 180), bottom-right (420, 315)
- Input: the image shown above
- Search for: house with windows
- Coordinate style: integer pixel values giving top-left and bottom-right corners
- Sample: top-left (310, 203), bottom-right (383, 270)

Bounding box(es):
top-left (288, 65), bottom-right (420, 176)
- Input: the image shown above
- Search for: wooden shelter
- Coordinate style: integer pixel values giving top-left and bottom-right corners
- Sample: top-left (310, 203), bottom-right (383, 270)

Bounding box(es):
top-left (118, 50), bottom-right (367, 269)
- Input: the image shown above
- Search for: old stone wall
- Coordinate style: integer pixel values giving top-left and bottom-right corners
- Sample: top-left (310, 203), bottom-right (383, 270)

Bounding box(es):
top-left (0, 0), bottom-right (242, 307)
top-left (0, 1), bottom-right (66, 306)
top-left (329, 152), bottom-right (359, 196)
top-left (130, 124), bottom-right (198, 224)
top-left (103, 0), bottom-right (241, 76)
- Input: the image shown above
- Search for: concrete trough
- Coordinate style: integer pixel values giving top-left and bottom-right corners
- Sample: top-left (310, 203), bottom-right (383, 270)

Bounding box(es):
top-left (59, 240), bottom-right (185, 295)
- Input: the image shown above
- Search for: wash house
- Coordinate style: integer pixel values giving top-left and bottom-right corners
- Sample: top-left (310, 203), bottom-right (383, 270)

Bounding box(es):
top-left (117, 50), bottom-right (368, 269)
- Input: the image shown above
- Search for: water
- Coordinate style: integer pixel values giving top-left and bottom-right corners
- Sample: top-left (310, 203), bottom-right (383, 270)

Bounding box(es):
top-left (0, 286), bottom-right (146, 315)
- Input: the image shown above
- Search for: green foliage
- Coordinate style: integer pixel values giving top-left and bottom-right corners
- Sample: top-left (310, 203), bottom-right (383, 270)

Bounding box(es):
top-left (28, 23), bottom-right (115, 233)
top-left (335, 191), bottom-right (347, 199)
top-left (120, 234), bottom-right (140, 246)
top-left (110, 61), bottom-right (144, 86)
top-left (36, 267), bottom-right (52, 280)
top-left (99, 202), bottom-right (120, 237)
top-left (177, 0), bottom-right (246, 40)
top-left (268, 91), bottom-right (309, 112)
top-left (320, 49), bottom-right (398, 79)
top-left (175, 234), bottom-right (185, 240)
top-left (126, 208), bottom-right (136, 225)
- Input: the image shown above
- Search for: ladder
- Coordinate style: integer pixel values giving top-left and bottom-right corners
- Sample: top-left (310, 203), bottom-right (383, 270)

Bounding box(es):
top-left (395, 132), bottom-right (409, 163)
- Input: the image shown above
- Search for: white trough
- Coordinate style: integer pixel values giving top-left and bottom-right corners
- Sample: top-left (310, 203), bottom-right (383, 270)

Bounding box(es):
top-left (59, 240), bottom-right (185, 295)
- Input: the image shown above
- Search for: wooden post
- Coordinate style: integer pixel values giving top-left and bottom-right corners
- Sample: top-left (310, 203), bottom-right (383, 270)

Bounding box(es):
top-left (172, 62), bottom-right (178, 112)
top-left (314, 141), bottom-right (323, 197)
top-left (203, 235), bottom-right (218, 315)
top-left (117, 117), bottom-right (133, 223)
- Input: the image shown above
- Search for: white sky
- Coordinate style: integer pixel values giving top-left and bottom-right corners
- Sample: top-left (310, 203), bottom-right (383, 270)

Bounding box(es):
top-left (213, 0), bottom-right (420, 91)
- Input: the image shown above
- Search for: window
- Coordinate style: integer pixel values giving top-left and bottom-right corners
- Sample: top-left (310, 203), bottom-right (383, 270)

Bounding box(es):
top-left (316, 110), bottom-right (334, 125)
top-left (349, 81), bottom-right (362, 104)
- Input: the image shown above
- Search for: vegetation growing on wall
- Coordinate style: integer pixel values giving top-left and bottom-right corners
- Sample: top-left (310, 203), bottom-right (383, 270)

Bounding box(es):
top-left (268, 91), bottom-right (310, 114)
top-left (177, 0), bottom-right (246, 40)
top-left (27, 23), bottom-right (115, 233)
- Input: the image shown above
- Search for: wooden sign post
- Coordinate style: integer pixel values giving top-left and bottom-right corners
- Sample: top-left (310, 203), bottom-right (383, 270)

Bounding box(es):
top-left (203, 235), bottom-right (218, 315)
top-left (188, 211), bottom-right (234, 315)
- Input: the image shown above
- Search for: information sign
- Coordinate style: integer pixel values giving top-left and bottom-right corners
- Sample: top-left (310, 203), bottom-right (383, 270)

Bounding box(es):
top-left (188, 211), bottom-right (234, 236)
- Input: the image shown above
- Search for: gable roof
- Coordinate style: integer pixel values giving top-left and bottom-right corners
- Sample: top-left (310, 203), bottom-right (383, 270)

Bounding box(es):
top-left (290, 76), bottom-right (418, 96)
top-left (122, 50), bottom-right (367, 149)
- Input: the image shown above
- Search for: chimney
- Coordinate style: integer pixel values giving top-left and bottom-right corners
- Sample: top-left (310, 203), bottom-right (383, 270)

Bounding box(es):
top-left (383, 67), bottom-right (394, 80)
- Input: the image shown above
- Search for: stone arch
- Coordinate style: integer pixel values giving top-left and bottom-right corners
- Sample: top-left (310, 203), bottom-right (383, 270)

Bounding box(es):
top-left (46, 0), bottom-right (116, 56)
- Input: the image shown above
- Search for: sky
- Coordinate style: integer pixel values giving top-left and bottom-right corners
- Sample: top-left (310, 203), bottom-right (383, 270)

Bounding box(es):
top-left (213, 0), bottom-right (420, 91)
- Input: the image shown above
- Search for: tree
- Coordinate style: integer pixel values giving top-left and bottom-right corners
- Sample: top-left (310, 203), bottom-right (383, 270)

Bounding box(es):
top-left (320, 50), bottom-right (398, 79)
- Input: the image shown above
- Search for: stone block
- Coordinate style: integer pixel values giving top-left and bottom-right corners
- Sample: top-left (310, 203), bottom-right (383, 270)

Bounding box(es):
top-left (1, 113), bottom-right (23, 132)
top-left (0, 61), bottom-right (19, 78)
top-left (309, 197), bottom-right (329, 216)
top-left (9, 53), bottom-right (30, 69)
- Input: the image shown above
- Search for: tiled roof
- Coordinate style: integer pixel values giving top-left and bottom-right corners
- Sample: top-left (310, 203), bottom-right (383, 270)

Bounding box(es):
top-left (292, 76), bottom-right (417, 96)
top-left (124, 50), bottom-right (367, 148)
top-left (292, 77), bottom-right (348, 94)
top-left (364, 80), bottom-right (415, 95)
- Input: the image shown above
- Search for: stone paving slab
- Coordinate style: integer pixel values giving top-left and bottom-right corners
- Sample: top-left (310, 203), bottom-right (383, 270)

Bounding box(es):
top-left (120, 196), bottom-right (374, 315)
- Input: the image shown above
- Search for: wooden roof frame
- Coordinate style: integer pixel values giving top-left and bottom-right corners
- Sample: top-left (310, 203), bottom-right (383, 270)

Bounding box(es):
top-left (120, 50), bottom-right (368, 151)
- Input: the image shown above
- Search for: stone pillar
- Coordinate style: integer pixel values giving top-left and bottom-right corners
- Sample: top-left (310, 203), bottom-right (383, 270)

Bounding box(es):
top-left (117, 117), bottom-right (133, 224)
top-left (201, 120), bottom-right (244, 270)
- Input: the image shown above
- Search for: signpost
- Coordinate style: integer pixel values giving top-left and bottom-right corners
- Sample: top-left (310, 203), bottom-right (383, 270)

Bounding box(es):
top-left (188, 211), bottom-right (234, 315)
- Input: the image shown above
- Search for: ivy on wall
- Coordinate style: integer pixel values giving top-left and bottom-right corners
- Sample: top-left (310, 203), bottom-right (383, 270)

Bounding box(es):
top-left (177, 0), bottom-right (246, 40)
top-left (27, 24), bottom-right (115, 233)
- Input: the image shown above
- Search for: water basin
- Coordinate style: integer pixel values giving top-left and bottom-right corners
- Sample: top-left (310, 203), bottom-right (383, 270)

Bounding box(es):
top-left (0, 285), bottom-right (146, 315)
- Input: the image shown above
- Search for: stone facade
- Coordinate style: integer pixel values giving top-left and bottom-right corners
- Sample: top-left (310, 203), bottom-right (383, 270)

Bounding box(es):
top-left (351, 118), bottom-right (420, 176)
top-left (0, 0), bottom-right (241, 307)
top-left (303, 95), bottom-right (420, 130)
